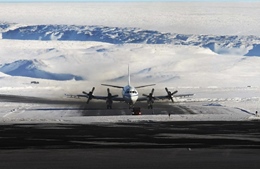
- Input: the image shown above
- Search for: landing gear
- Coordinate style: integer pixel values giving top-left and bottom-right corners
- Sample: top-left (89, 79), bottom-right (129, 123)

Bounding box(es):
top-left (147, 100), bottom-right (154, 109)
top-left (129, 104), bottom-right (134, 109)
top-left (132, 107), bottom-right (141, 115)
top-left (106, 100), bottom-right (113, 109)
top-left (107, 104), bottom-right (112, 109)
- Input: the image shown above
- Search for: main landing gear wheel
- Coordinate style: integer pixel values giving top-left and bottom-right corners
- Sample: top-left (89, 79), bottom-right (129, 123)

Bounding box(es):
top-left (107, 105), bottom-right (112, 109)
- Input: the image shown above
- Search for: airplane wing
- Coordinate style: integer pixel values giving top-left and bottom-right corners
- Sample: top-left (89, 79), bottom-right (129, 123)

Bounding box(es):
top-left (110, 97), bottom-right (125, 102)
top-left (137, 96), bottom-right (149, 101)
top-left (65, 94), bottom-right (80, 98)
top-left (154, 88), bottom-right (194, 101)
top-left (173, 94), bottom-right (194, 98)
top-left (101, 84), bottom-right (123, 88)
top-left (77, 94), bottom-right (109, 100)
top-left (135, 84), bottom-right (156, 89)
top-left (77, 94), bottom-right (88, 98)
top-left (102, 83), bottom-right (155, 89)
top-left (140, 88), bottom-right (194, 103)
top-left (78, 93), bottom-right (125, 101)
top-left (155, 94), bottom-right (194, 100)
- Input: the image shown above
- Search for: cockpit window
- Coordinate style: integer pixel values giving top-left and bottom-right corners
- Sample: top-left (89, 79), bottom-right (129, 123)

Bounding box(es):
top-left (126, 90), bottom-right (137, 94)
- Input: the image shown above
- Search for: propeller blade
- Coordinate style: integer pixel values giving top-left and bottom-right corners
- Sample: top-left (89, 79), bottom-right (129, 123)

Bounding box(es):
top-left (91, 87), bottom-right (95, 93)
top-left (82, 91), bottom-right (88, 95)
top-left (170, 97), bottom-right (174, 103)
top-left (171, 90), bottom-right (178, 95)
top-left (86, 98), bottom-right (91, 104)
top-left (107, 88), bottom-right (110, 94)
top-left (151, 88), bottom-right (154, 95)
top-left (112, 95), bottom-right (119, 98)
top-left (143, 94), bottom-right (149, 97)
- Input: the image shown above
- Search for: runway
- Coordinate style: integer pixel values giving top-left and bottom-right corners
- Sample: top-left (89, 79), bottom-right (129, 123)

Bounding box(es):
top-left (0, 93), bottom-right (196, 116)
top-left (1, 94), bottom-right (260, 168)
top-left (1, 121), bottom-right (260, 149)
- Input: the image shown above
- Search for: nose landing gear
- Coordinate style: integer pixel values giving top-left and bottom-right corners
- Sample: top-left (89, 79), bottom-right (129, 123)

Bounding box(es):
top-left (132, 107), bottom-right (141, 115)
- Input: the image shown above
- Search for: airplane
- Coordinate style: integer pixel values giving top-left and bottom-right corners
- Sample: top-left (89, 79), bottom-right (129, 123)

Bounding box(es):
top-left (77, 66), bottom-right (193, 109)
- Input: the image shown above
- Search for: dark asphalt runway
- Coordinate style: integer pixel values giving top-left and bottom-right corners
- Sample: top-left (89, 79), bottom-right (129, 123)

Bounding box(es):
top-left (1, 94), bottom-right (260, 168)
top-left (1, 122), bottom-right (260, 169)
top-left (0, 148), bottom-right (260, 169)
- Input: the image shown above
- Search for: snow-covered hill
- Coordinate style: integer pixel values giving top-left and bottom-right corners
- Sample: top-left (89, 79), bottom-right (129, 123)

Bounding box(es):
top-left (0, 3), bottom-right (259, 94)
top-left (1, 39), bottom-right (260, 88)
top-left (0, 59), bottom-right (83, 81)
top-left (1, 23), bottom-right (260, 56)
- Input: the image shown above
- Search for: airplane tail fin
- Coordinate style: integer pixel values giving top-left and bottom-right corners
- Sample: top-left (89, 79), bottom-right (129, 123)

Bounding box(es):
top-left (128, 64), bottom-right (131, 86)
top-left (127, 64), bottom-right (156, 88)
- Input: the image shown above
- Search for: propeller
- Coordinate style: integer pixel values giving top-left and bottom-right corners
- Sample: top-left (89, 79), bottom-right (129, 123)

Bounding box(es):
top-left (165, 87), bottom-right (178, 102)
top-left (82, 87), bottom-right (95, 104)
top-left (107, 88), bottom-right (112, 98)
top-left (143, 88), bottom-right (155, 109)
top-left (143, 88), bottom-right (155, 102)
top-left (107, 88), bottom-right (118, 99)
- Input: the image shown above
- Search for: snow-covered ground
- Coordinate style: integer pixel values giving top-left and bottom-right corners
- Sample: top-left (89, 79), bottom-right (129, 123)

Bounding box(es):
top-left (0, 102), bottom-right (253, 124)
top-left (0, 2), bottom-right (260, 124)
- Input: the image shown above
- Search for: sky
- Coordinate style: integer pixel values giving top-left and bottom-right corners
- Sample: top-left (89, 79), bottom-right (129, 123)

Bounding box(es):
top-left (0, 0), bottom-right (259, 2)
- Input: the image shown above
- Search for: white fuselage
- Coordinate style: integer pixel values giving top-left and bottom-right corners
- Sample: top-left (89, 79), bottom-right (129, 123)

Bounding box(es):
top-left (122, 85), bottom-right (138, 105)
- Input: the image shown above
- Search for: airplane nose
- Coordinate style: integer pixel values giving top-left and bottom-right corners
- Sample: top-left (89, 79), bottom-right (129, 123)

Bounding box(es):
top-left (131, 95), bottom-right (138, 104)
